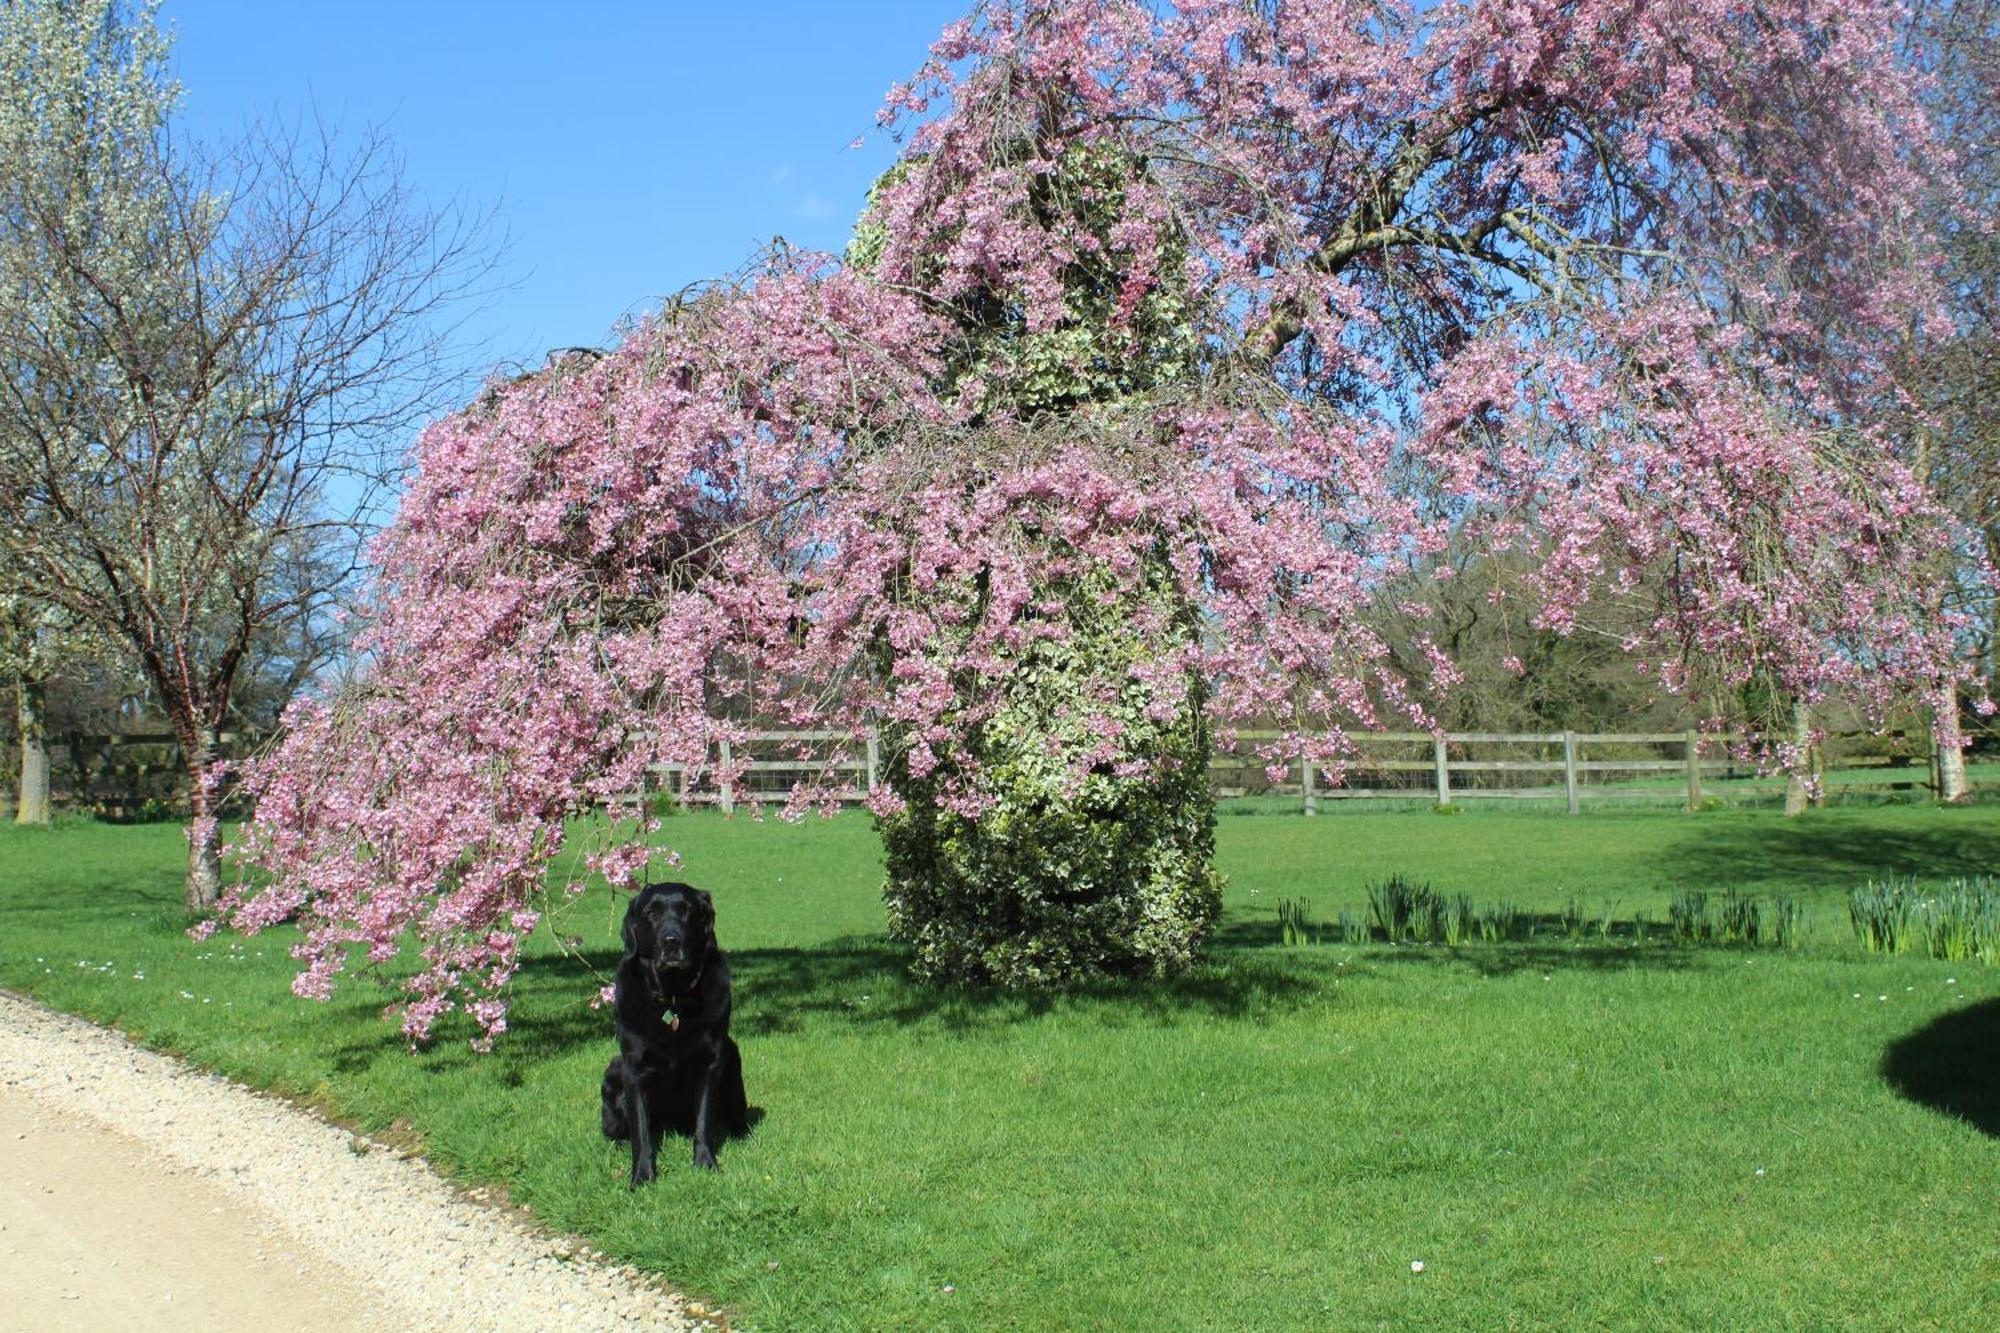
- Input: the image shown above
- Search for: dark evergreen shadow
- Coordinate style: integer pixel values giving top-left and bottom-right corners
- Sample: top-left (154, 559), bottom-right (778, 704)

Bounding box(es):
top-left (1881, 998), bottom-right (2000, 1138)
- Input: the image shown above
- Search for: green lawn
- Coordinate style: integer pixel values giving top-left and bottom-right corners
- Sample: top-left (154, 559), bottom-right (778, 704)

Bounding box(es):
top-left (2, 805), bottom-right (1997, 1330)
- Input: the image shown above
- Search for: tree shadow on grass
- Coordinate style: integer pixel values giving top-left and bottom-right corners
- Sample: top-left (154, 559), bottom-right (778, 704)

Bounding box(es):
top-left (1881, 998), bottom-right (2000, 1138)
top-left (1, 875), bottom-right (186, 925)
top-left (741, 940), bottom-right (1322, 1036)
top-left (1661, 816), bottom-right (2000, 891)
top-left (1214, 910), bottom-right (1704, 978)
top-left (1337, 939), bottom-right (1703, 979)
top-left (482, 934), bottom-right (1324, 1057)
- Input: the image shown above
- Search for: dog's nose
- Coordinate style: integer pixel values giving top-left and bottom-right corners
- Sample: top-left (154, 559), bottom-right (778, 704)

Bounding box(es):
top-left (660, 934), bottom-right (685, 957)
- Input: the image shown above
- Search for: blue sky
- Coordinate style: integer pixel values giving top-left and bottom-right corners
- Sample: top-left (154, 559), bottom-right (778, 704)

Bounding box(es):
top-left (162, 1), bottom-right (959, 379)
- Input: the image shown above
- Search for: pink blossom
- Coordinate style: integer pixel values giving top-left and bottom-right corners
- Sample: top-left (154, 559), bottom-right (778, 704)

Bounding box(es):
top-left (210, 0), bottom-right (1981, 1045)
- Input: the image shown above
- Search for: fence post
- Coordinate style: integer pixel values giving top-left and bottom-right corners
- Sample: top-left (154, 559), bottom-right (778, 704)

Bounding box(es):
top-left (1684, 730), bottom-right (1702, 811)
top-left (865, 732), bottom-right (880, 796)
top-left (1562, 731), bottom-right (1580, 815)
top-left (718, 739), bottom-right (735, 815)
top-left (1433, 735), bottom-right (1451, 805)
top-left (1301, 754), bottom-right (1318, 817)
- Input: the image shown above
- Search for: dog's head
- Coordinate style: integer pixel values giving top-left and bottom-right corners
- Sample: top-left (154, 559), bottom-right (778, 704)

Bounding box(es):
top-left (621, 882), bottom-right (715, 985)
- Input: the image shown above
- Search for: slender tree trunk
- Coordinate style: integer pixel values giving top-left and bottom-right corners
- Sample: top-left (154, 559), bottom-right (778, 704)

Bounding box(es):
top-left (183, 722), bottom-right (222, 911)
top-left (1783, 697), bottom-right (1814, 818)
top-left (15, 670), bottom-right (50, 824)
top-left (1934, 686), bottom-right (1970, 804)
top-left (1987, 526), bottom-right (1999, 700)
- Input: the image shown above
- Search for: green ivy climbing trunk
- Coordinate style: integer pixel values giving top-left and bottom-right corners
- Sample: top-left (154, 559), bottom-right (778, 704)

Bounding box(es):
top-left (879, 547), bottom-right (1222, 987)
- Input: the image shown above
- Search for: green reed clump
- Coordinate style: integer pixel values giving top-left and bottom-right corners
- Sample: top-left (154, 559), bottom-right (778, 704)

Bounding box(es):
top-left (1850, 882), bottom-right (1898, 954)
top-left (1558, 896), bottom-right (1586, 940)
top-left (1718, 891), bottom-right (1762, 945)
top-left (1669, 888), bottom-right (1806, 949)
top-left (1342, 881), bottom-right (1830, 954)
top-left (1924, 878), bottom-right (1999, 963)
top-left (1768, 897), bottom-right (1810, 950)
top-left (1476, 902), bottom-right (1523, 943)
top-left (1670, 890), bottom-right (1714, 944)
top-left (1278, 896), bottom-right (1317, 947)
top-left (1851, 877), bottom-right (1998, 964)
top-left (1442, 893), bottom-right (1475, 947)
top-left (1368, 875), bottom-right (1447, 943)
top-left (1595, 898), bottom-right (1617, 942)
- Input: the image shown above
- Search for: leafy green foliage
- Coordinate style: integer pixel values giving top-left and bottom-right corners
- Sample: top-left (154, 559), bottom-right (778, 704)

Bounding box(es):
top-left (850, 133), bottom-right (1224, 991)
top-left (880, 554), bottom-right (1222, 986)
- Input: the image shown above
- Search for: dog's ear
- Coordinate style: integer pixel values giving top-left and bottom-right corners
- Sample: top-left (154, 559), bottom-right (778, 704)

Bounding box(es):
top-left (620, 895), bottom-right (644, 957)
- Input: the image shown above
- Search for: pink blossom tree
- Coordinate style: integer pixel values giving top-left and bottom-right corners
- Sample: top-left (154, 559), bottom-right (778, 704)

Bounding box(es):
top-left (214, 0), bottom-right (1982, 1044)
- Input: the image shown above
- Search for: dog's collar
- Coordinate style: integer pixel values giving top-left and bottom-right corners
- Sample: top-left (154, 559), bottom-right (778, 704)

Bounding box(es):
top-left (645, 963), bottom-right (703, 1030)
top-left (649, 986), bottom-right (686, 1033)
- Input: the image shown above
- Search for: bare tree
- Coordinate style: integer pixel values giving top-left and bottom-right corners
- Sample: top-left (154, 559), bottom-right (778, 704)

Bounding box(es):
top-left (0, 0), bottom-right (492, 904)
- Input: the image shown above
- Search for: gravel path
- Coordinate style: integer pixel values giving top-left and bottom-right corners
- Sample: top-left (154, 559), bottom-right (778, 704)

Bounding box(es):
top-left (0, 990), bottom-right (708, 1332)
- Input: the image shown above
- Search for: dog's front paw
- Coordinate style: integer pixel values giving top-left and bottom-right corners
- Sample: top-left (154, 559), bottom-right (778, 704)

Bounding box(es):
top-left (629, 1160), bottom-right (657, 1188)
top-left (692, 1144), bottom-right (719, 1171)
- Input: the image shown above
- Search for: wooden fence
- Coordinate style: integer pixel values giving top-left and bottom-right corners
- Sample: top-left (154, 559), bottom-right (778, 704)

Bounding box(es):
top-left (30, 731), bottom-right (266, 819)
top-left (1227, 730), bottom-right (1937, 814)
top-left (25, 726), bottom-right (1978, 818)
top-left (657, 727), bottom-right (1973, 815)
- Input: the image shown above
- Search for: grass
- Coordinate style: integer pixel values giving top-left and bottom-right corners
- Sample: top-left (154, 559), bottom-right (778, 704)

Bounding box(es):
top-left (3, 804), bottom-right (1999, 1330)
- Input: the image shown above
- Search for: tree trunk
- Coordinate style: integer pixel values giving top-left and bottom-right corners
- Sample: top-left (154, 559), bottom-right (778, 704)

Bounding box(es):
top-left (1783, 697), bottom-right (1814, 818)
top-left (15, 670), bottom-right (50, 824)
top-left (183, 723), bottom-right (222, 912)
top-left (1987, 525), bottom-right (1999, 700)
top-left (1934, 687), bottom-right (1970, 804)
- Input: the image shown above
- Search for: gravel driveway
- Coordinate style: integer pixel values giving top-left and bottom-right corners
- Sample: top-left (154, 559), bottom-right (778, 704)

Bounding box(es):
top-left (0, 991), bottom-right (707, 1332)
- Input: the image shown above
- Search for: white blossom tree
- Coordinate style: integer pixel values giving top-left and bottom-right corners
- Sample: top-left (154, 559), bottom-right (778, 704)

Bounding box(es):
top-left (0, 0), bottom-right (491, 902)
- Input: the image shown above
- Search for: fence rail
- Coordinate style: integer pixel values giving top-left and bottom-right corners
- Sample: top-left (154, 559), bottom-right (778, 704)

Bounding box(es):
top-left (652, 726), bottom-right (1976, 815)
top-left (19, 731), bottom-right (268, 819)
top-left (21, 725), bottom-right (1982, 818)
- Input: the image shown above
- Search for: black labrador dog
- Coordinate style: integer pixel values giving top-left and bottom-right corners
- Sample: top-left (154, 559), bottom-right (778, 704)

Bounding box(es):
top-left (600, 881), bottom-right (750, 1182)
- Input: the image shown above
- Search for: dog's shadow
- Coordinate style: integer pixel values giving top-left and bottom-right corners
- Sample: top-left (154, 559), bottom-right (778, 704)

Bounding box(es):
top-left (622, 1104), bottom-right (768, 1149)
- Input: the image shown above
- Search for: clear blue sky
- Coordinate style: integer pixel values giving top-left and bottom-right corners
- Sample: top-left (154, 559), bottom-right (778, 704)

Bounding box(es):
top-left (162, 1), bottom-right (959, 379)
